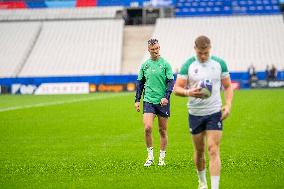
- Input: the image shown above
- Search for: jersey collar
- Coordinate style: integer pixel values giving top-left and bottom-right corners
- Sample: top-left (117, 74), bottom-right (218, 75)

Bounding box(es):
top-left (196, 56), bottom-right (211, 66)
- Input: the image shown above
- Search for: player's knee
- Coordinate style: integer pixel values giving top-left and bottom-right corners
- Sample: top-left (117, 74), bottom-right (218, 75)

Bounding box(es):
top-left (208, 145), bottom-right (219, 157)
top-left (144, 127), bottom-right (152, 135)
top-left (195, 148), bottom-right (205, 157)
top-left (158, 128), bottom-right (167, 137)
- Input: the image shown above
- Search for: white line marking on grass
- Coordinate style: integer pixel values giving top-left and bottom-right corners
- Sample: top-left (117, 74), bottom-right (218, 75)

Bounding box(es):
top-left (0, 93), bottom-right (132, 113)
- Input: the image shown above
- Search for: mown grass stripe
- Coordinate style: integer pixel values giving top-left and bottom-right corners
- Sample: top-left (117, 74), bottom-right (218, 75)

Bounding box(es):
top-left (0, 93), bottom-right (132, 113)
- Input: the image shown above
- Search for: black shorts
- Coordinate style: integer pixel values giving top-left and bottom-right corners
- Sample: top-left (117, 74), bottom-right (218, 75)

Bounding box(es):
top-left (143, 101), bottom-right (170, 117)
top-left (189, 111), bottom-right (222, 135)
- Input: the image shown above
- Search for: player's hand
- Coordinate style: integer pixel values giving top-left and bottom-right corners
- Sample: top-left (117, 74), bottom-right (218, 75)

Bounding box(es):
top-left (221, 104), bottom-right (231, 120)
top-left (160, 98), bottom-right (168, 106)
top-left (135, 102), bottom-right (140, 112)
top-left (184, 88), bottom-right (204, 98)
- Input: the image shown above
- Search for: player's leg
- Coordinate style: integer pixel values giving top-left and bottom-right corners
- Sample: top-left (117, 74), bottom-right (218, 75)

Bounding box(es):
top-left (192, 132), bottom-right (206, 171)
top-left (144, 113), bottom-right (155, 149)
top-left (192, 132), bottom-right (208, 189)
top-left (189, 113), bottom-right (208, 189)
top-left (205, 111), bottom-right (223, 189)
top-left (206, 130), bottom-right (222, 189)
top-left (157, 115), bottom-right (168, 166)
top-left (143, 113), bottom-right (155, 166)
top-left (143, 102), bottom-right (156, 166)
top-left (155, 103), bottom-right (170, 166)
top-left (158, 116), bottom-right (168, 151)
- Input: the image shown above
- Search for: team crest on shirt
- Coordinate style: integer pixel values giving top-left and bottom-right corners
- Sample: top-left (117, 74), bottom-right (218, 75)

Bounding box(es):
top-left (145, 64), bottom-right (149, 71)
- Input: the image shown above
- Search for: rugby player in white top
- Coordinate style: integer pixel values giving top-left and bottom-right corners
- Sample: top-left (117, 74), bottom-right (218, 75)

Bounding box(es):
top-left (173, 35), bottom-right (234, 189)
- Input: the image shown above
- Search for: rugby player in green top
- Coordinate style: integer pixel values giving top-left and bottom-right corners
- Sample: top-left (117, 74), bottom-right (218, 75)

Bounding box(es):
top-left (135, 39), bottom-right (174, 167)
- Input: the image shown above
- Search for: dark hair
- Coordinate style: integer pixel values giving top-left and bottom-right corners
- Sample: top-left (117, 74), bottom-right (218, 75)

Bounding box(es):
top-left (195, 35), bottom-right (211, 49)
top-left (148, 38), bottom-right (159, 46)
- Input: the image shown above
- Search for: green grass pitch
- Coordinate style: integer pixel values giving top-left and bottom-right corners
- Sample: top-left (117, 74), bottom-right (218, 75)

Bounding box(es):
top-left (0, 89), bottom-right (283, 188)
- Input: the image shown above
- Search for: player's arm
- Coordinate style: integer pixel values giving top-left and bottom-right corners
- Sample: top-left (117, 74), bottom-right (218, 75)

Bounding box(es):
top-left (173, 60), bottom-right (203, 98)
top-left (135, 79), bottom-right (145, 101)
top-left (160, 78), bottom-right (174, 106)
top-left (221, 76), bottom-right (233, 120)
top-left (160, 63), bottom-right (174, 106)
top-left (164, 78), bottom-right (174, 100)
top-left (173, 77), bottom-right (203, 97)
top-left (135, 67), bottom-right (145, 112)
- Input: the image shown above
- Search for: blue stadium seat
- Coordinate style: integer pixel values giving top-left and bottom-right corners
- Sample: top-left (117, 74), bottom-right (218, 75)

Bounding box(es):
top-left (45, 0), bottom-right (76, 8)
top-left (176, 0), bottom-right (280, 17)
top-left (25, 0), bottom-right (47, 8)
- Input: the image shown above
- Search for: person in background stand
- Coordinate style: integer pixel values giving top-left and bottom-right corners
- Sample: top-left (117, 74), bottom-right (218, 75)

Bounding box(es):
top-left (265, 65), bottom-right (270, 81)
top-left (248, 64), bottom-right (258, 86)
top-left (270, 64), bottom-right (277, 80)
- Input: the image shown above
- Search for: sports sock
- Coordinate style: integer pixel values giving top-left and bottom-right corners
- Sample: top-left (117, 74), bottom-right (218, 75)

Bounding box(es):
top-left (147, 147), bottom-right (154, 159)
top-left (159, 150), bottom-right (166, 158)
top-left (197, 169), bottom-right (207, 184)
top-left (211, 176), bottom-right (220, 189)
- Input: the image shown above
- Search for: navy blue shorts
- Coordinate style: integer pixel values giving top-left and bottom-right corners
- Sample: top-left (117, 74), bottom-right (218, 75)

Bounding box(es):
top-left (143, 101), bottom-right (170, 117)
top-left (189, 111), bottom-right (222, 135)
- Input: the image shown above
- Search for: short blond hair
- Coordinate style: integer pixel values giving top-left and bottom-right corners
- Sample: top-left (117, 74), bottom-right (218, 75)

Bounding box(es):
top-left (195, 35), bottom-right (211, 49)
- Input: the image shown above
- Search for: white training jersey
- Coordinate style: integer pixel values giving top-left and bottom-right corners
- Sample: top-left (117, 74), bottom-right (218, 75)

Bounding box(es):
top-left (177, 56), bottom-right (230, 116)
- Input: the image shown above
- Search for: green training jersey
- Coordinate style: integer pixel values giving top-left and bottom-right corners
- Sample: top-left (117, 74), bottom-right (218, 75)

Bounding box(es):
top-left (178, 55), bottom-right (230, 116)
top-left (137, 57), bottom-right (174, 104)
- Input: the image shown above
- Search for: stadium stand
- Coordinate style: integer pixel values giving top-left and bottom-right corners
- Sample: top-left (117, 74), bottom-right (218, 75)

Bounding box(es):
top-left (0, 0), bottom-right (283, 91)
top-left (76, 0), bottom-right (96, 7)
top-left (175, 0), bottom-right (280, 17)
top-left (18, 19), bottom-right (124, 77)
top-left (143, 15), bottom-right (284, 73)
top-left (121, 25), bottom-right (154, 74)
top-left (0, 6), bottom-right (123, 21)
top-left (44, 0), bottom-right (76, 8)
top-left (0, 0), bottom-right (95, 9)
top-left (0, 1), bottom-right (26, 9)
top-left (232, 0), bottom-right (280, 14)
top-left (0, 22), bottom-right (41, 77)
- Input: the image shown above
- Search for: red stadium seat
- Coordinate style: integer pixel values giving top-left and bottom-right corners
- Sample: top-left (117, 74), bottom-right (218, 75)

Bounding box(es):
top-left (76, 0), bottom-right (96, 7)
top-left (0, 1), bottom-right (26, 9)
